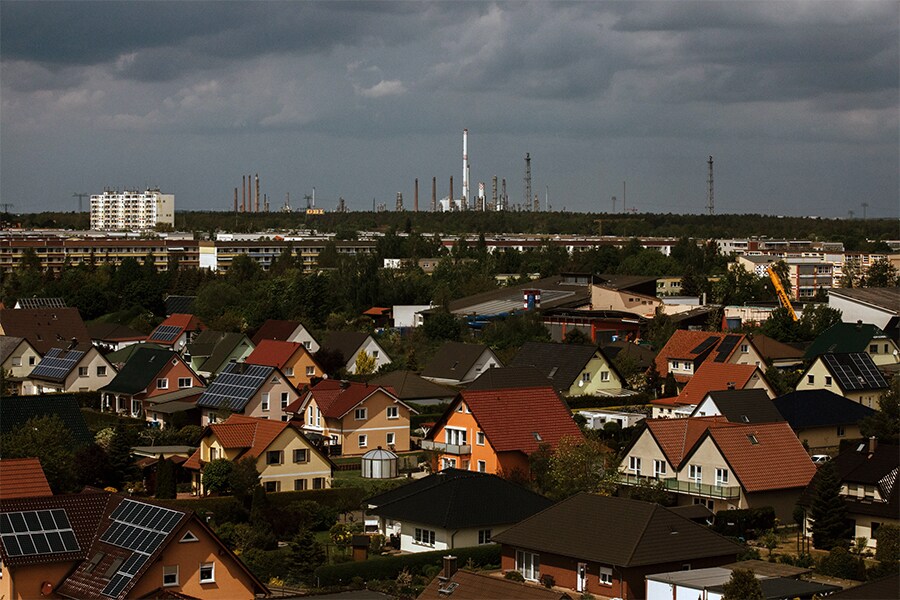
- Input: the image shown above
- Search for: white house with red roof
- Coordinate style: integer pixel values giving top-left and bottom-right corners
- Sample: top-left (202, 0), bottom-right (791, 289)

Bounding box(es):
top-left (618, 417), bottom-right (816, 520)
top-left (654, 330), bottom-right (764, 387)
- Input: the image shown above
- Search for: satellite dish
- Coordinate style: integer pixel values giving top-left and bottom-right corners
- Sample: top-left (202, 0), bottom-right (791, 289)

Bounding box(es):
top-left (578, 380), bottom-right (584, 388)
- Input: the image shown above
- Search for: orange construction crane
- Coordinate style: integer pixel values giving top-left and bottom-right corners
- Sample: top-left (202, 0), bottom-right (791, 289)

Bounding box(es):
top-left (767, 265), bottom-right (798, 321)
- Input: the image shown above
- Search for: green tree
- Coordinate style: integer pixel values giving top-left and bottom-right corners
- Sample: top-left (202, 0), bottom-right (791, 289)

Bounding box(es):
top-left (544, 436), bottom-right (612, 500)
top-left (106, 421), bottom-right (136, 490)
top-left (859, 379), bottom-right (900, 444)
top-left (155, 458), bottom-right (177, 499)
top-left (0, 414), bottom-right (76, 493)
top-left (229, 457), bottom-right (262, 508)
top-left (798, 303), bottom-right (842, 340)
top-left (818, 546), bottom-right (865, 580)
top-left (422, 311), bottom-right (463, 342)
top-left (288, 529), bottom-right (326, 584)
top-left (354, 350), bottom-right (377, 375)
top-left (722, 568), bottom-right (764, 600)
top-left (863, 258), bottom-right (899, 287)
top-left (810, 461), bottom-right (851, 549)
top-left (647, 308), bottom-right (676, 350)
top-left (202, 459), bottom-right (235, 495)
top-left (875, 523), bottom-right (899, 563)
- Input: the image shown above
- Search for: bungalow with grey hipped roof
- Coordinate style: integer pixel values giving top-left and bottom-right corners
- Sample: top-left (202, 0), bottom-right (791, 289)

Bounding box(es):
top-left (421, 342), bottom-right (502, 386)
top-left (689, 389), bottom-right (785, 424)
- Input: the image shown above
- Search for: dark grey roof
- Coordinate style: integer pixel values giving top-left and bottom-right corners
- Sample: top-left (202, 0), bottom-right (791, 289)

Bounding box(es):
top-left (827, 573), bottom-right (899, 599)
top-left (437, 274), bottom-right (591, 316)
top-left (366, 469), bottom-right (552, 529)
top-left (465, 366), bottom-right (553, 391)
top-left (322, 331), bottom-right (371, 362)
top-left (828, 287), bottom-right (900, 313)
top-left (699, 389), bottom-right (785, 424)
top-left (86, 322), bottom-right (146, 342)
top-left (0, 394), bottom-right (92, 446)
top-left (492, 493), bottom-right (743, 567)
top-left (187, 331), bottom-right (251, 374)
top-left (369, 370), bottom-right (457, 401)
top-left (817, 353), bottom-right (888, 391)
top-left (421, 342), bottom-right (495, 380)
top-left (0, 335), bottom-right (27, 364)
top-left (164, 295), bottom-right (196, 316)
top-left (510, 341), bottom-right (616, 392)
top-left (601, 341), bottom-right (657, 371)
top-left (773, 389), bottom-right (876, 429)
top-left (101, 348), bottom-right (180, 395)
top-left (0, 307), bottom-right (91, 355)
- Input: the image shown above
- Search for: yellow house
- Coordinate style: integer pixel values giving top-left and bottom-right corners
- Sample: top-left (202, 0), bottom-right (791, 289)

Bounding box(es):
top-left (509, 341), bottom-right (633, 397)
top-left (796, 352), bottom-right (889, 409)
top-left (244, 339), bottom-right (324, 389)
top-left (184, 414), bottom-right (333, 494)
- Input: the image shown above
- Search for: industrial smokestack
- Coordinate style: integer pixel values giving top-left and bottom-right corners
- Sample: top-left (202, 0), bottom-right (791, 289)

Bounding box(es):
top-left (242, 175), bottom-right (246, 212)
top-left (478, 182), bottom-right (485, 211)
top-left (449, 176), bottom-right (454, 209)
top-left (234, 187), bottom-right (238, 213)
top-left (431, 177), bottom-right (437, 212)
top-left (462, 129), bottom-right (469, 208)
top-left (264, 194), bottom-right (269, 213)
top-left (414, 178), bottom-right (419, 212)
top-left (501, 178), bottom-right (507, 210)
top-left (491, 176), bottom-right (498, 211)
top-left (255, 173), bottom-right (260, 213)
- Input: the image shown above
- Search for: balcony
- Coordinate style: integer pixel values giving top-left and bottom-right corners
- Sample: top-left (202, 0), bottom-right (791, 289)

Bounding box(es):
top-left (616, 473), bottom-right (740, 500)
top-left (420, 439), bottom-right (471, 455)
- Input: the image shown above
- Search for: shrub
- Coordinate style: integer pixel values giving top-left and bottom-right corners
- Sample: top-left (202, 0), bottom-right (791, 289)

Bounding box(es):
top-left (818, 547), bottom-right (865, 581)
top-left (875, 523), bottom-right (899, 563)
top-left (713, 507), bottom-right (776, 539)
top-left (504, 570), bottom-right (525, 582)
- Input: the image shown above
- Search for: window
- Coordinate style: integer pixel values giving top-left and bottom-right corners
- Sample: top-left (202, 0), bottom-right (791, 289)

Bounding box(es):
top-left (740, 344), bottom-right (749, 353)
top-left (312, 477), bottom-right (325, 489)
top-left (294, 479), bottom-right (307, 491)
top-left (600, 371), bottom-right (610, 382)
top-left (516, 550), bottom-right (540, 581)
top-left (306, 365), bottom-right (315, 377)
top-left (209, 447), bottom-right (218, 461)
top-left (157, 378), bottom-right (168, 389)
top-left (355, 407), bottom-right (367, 420)
top-left (629, 456), bottom-right (641, 475)
top-left (261, 393), bottom-right (270, 411)
top-left (293, 448), bottom-right (309, 463)
top-left (131, 399), bottom-right (141, 416)
top-left (163, 565), bottom-right (179, 587)
top-left (442, 458), bottom-right (457, 469)
top-left (445, 428), bottom-right (467, 446)
top-left (477, 460), bottom-right (486, 473)
top-left (179, 531), bottom-right (199, 543)
top-left (266, 450), bottom-right (283, 465)
top-left (415, 528), bottom-right (436, 546)
top-left (478, 529), bottom-right (492, 544)
top-left (476, 431), bottom-right (485, 446)
top-left (599, 566), bottom-right (612, 586)
top-left (672, 361), bottom-right (680, 370)
top-left (869, 344), bottom-right (878, 354)
top-left (386, 432), bottom-right (396, 446)
top-left (386, 406), bottom-right (399, 419)
top-left (358, 434), bottom-right (367, 448)
top-left (28, 355), bottom-right (36, 366)
top-left (78, 366), bottom-right (89, 377)
top-left (284, 367), bottom-right (294, 377)
top-left (264, 481), bottom-right (279, 493)
top-left (825, 376), bottom-right (832, 386)
top-left (372, 350), bottom-right (379, 359)
top-left (199, 562), bottom-right (215, 584)
top-left (281, 392), bottom-right (289, 409)
top-left (581, 372), bottom-right (591, 383)
top-left (807, 374), bottom-right (814, 385)
top-left (689, 464), bottom-right (702, 483)
top-left (653, 460), bottom-right (667, 478)
top-left (303, 341), bottom-right (311, 349)
top-left (837, 425), bottom-right (845, 437)
top-left (97, 366), bottom-right (107, 377)
top-left (715, 468), bottom-right (729, 486)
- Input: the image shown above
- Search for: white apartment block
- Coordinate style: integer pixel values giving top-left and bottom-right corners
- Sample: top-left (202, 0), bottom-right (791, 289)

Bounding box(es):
top-left (90, 188), bottom-right (175, 231)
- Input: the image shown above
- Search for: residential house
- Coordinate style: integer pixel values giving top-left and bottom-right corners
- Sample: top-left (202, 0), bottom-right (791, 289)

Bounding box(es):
top-left (321, 331), bottom-right (391, 374)
top-left (103, 342), bottom-right (167, 369)
top-left (676, 362), bottom-right (776, 405)
top-left (251, 318), bottom-right (320, 352)
top-left (618, 417), bottom-right (816, 519)
top-left (492, 494), bottom-right (743, 598)
top-left (146, 313), bottom-right (204, 353)
top-left (184, 414), bottom-right (333, 495)
top-left (649, 396), bottom-right (698, 419)
top-left (0, 394), bottom-right (93, 447)
top-left (421, 342), bottom-right (502, 386)
top-left (0, 307), bottom-right (91, 355)
top-left (143, 388), bottom-right (205, 429)
top-left (363, 306), bottom-right (393, 328)
top-left (370, 370), bottom-right (458, 406)
top-left (689, 389), bottom-right (785, 423)
top-left (86, 322), bottom-right (146, 352)
top-left (828, 287), bottom-right (900, 333)
top-left (0, 458), bottom-right (52, 500)
top-left (795, 353), bottom-right (888, 408)
top-left (365, 469), bottom-right (553, 554)
top-left (773, 390), bottom-right (876, 452)
top-left (418, 560), bottom-right (570, 600)
top-left (465, 366), bottom-right (552, 391)
top-left (100, 347), bottom-right (204, 419)
top-left (0, 335), bottom-right (41, 379)
top-left (805, 321), bottom-right (900, 367)
top-left (20, 345), bottom-right (115, 395)
top-left (287, 379), bottom-right (416, 456)
top-left (0, 490), bottom-right (268, 600)
top-left (244, 339), bottom-right (324, 389)
top-left (422, 386), bottom-right (583, 476)
top-left (601, 340), bottom-right (657, 373)
top-left (828, 573), bottom-right (900, 599)
top-left (747, 333), bottom-right (806, 369)
top-left (800, 439), bottom-right (898, 549)
top-left (654, 330), bottom-right (764, 387)
top-left (578, 409), bottom-right (646, 430)
top-left (590, 278), bottom-right (663, 318)
top-left (195, 362), bottom-right (301, 425)
top-left (186, 330), bottom-right (255, 379)
top-left (646, 566), bottom-right (840, 600)
top-left (510, 341), bottom-right (631, 397)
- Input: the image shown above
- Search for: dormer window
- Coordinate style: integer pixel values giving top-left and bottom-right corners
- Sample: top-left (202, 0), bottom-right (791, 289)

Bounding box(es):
top-left (533, 432), bottom-right (542, 442)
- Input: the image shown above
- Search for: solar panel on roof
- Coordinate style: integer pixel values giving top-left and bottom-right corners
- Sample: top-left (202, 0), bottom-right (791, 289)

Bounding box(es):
top-left (0, 509), bottom-right (80, 557)
top-left (689, 336), bottom-right (719, 355)
top-left (196, 362), bottom-right (272, 411)
top-left (28, 348), bottom-right (85, 380)
top-left (150, 325), bottom-right (182, 342)
top-left (714, 335), bottom-right (741, 362)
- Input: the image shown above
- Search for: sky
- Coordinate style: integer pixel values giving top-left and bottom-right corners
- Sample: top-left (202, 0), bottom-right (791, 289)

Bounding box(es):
top-left (1, 1), bottom-right (898, 218)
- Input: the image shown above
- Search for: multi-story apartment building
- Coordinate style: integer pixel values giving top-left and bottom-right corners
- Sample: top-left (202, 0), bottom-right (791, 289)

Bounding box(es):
top-left (90, 188), bottom-right (175, 231)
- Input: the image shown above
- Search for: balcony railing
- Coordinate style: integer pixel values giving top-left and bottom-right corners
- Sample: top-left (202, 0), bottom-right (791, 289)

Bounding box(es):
top-left (616, 473), bottom-right (740, 500)
top-left (420, 439), bottom-right (471, 455)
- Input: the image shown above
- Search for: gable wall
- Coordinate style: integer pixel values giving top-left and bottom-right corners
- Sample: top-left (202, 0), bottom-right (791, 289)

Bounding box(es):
top-left (2, 342), bottom-right (41, 378)
top-left (338, 389), bottom-right (411, 455)
top-left (569, 353), bottom-right (623, 396)
top-left (256, 428), bottom-right (332, 491)
top-left (147, 359), bottom-right (199, 398)
top-left (430, 403), bottom-right (501, 473)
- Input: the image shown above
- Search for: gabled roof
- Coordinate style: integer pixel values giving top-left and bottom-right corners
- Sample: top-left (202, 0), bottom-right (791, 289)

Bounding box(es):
top-left (0, 307), bottom-right (91, 354)
top-left (0, 394), bottom-right (92, 446)
top-left (811, 353), bottom-right (889, 392)
top-left (421, 342), bottom-right (497, 381)
top-left (0, 458), bottom-right (52, 499)
top-left (195, 362), bottom-right (275, 413)
top-left (492, 494), bottom-right (743, 567)
top-left (678, 362), bottom-right (766, 404)
top-left (251, 319), bottom-right (311, 346)
top-left (654, 330), bottom-right (749, 382)
top-left (510, 341), bottom-right (619, 391)
top-left (86, 322), bottom-right (146, 343)
top-left (805, 322), bottom-right (891, 359)
top-left (292, 379), bottom-right (409, 419)
top-left (693, 389), bottom-right (784, 423)
top-left (643, 417), bottom-right (726, 468)
top-left (146, 313), bottom-right (202, 346)
top-left (164, 295), bottom-right (196, 316)
top-left (828, 287), bottom-right (900, 313)
top-left (747, 333), bottom-right (805, 362)
top-left (27, 347), bottom-right (88, 383)
top-left (16, 297), bottom-right (66, 309)
top-left (369, 370), bottom-right (457, 401)
top-left (428, 387), bottom-right (582, 455)
top-left (418, 569), bottom-right (570, 600)
top-left (366, 469), bottom-right (553, 529)
top-left (245, 339), bottom-right (304, 370)
top-left (465, 366), bottom-right (552, 391)
top-left (0, 335), bottom-right (29, 364)
top-left (827, 573), bottom-right (900, 599)
top-left (188, 331), bottom-right (251, 374)
top-left (322, 331), bottom-right (374, 361)
top-left (601, 340), bottom-right (658, 371)
top-left (100, 348), bottom-right (190, 395)
top-left (772, 389), bottom-right (877, 429)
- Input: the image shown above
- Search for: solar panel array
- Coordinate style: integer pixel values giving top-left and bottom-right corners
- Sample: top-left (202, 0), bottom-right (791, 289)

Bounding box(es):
top-left (689, 336), bottom-right (719, 356)
top-left (714, 335), bottom-right (741, 362)
top-left (98, 499), bottom-right (183, 598)
top-left (0, 509), bottom-right (79, 557)
top-left (822, 353), bottom-right (888, 391)
top-left (197, 363), bottom-right (272, 411)
top-left (150, 325), bottom-right (182, 342)
top-left (28, 348), bottom-right (85, 381)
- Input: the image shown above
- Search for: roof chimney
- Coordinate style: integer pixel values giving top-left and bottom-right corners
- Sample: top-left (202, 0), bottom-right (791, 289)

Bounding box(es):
top-left (856, 320), bottom-right (863, 330)
top-left (440, 555), bottom-right (457, 580)
top-left (868, 436), bottom-right (877, 456)
top-left (726, 381), bottom-right (736, 390)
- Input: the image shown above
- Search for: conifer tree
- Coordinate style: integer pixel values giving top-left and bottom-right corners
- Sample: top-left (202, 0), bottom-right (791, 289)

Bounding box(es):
top-left (811, 461), bottom-right (851, 549)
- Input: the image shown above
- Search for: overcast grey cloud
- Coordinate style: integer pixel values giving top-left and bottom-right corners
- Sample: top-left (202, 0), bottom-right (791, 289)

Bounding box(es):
top-left (1, 1), bottom-right (897, 217)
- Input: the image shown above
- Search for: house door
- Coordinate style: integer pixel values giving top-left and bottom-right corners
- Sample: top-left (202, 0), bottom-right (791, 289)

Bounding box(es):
top-left (577, 562), bottom-right (587, 592)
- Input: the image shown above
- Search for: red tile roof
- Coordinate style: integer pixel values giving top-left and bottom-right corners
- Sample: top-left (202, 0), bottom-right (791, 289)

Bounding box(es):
top-left (654, 330), bottom-right (748, 382)
top-left (245, 339), bottom-right (303, 369)
top-left (646, 417), bottom-right (731, 468)
top-left (650, 396), bottom-right (694, 407)
top-left (0, 457), bottom-right (52, 499)
top-left (294, 379), bottom-right (400, 419)
top-left (677, 362), bottom-right (766, 404)
top-left (456, 387), bottom-right (583, 455)
top-left (184, 415), bottom-right (292, 470)
top-left (147, 313), bottom-right (203, 345)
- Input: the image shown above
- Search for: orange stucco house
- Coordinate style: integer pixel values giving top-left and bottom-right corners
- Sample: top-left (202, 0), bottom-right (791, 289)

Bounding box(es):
top-left (244, 339), bottom-right (324, 389)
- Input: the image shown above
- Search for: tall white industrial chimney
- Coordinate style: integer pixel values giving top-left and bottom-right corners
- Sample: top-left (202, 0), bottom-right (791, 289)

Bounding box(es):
top-left (462, 129), bottom-right (470, 208)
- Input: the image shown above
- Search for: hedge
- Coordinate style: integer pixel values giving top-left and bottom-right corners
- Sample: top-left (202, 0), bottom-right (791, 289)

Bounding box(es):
top-left (158, 487), bottom-right (369, 518)
top-left (713, 506), bottom-right (776, 539)
top-left (314, 544), bottom-right (501, 586)
top-left (80, 408), bottom-right (145, 434)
